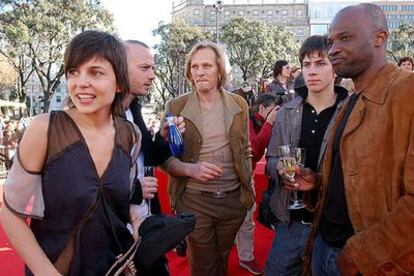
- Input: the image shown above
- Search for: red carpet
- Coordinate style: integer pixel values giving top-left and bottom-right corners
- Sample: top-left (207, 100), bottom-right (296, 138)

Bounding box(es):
top-left (0, 217), bottom-right (275, 276)
top-left (0, 224), bottom-right (24, 275)
top-left (0, 161), bottom-right (274, 275)
top-left (166, 219), bottom-right (274, 275)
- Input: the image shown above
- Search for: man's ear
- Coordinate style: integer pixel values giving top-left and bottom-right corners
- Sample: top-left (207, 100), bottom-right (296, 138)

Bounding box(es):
top-left (374, 30), bottom-right (388, 47)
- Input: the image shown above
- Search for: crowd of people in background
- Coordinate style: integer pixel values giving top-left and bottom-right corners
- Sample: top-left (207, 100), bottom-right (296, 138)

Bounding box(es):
top-left (0, 2), bottom-right (413, 276)
top-left (0, 114), bottom-right (32, 169)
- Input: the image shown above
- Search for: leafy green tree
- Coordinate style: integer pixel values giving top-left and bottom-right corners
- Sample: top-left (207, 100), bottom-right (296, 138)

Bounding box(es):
top-left (221, 17), bottom-right (300, 83)
top-left (0, 0), bottom-right (114, 112)
top-left (388, 23), bottom-right (414, 62)
top-left (0, 54), bottom-right (17, 98)
top-left (152, 19), bottom-right (210, 110)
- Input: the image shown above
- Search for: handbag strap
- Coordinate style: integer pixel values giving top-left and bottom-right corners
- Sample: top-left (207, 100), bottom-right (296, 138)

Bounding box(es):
top-left (105, 237), bottom-right (142, 276)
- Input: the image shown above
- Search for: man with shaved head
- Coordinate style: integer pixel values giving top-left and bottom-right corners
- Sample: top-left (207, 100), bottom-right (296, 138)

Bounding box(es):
top-left (303, 3), bottom-right (414, 275)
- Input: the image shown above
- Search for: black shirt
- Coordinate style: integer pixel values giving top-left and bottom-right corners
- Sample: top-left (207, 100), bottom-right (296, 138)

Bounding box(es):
top-left (291, 86), bottom-right (347, 223)
top-left (320, 93), bottom-right (360, 248)
top-left (300, 100), bottom-right (337, 172)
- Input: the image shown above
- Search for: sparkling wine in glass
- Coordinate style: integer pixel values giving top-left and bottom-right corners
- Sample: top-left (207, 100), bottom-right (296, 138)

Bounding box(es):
top-left (212, 150), bottom-right (225, 198)
top-left (280, 156), bottom-right (296, 179)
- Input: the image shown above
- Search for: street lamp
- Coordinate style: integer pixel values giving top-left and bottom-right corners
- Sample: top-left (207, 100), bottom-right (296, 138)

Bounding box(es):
top-left (213, 0), bottom-right (223, 44)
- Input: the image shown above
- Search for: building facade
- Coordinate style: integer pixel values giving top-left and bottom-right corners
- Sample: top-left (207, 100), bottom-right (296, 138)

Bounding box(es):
top-left (309, 0), bottom-right (414, 35)
top-left (173, 0), bottom-right (414, 38)
top-left (172, 0), bottom-right (310, 41)
top-left (376, 1), bottom-right (414, 30)
top-left (309, 1), bottom-right (359, 35)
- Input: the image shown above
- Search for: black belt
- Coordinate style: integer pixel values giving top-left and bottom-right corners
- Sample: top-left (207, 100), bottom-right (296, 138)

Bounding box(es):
top-left (185, 187), bottom-right (239, 199)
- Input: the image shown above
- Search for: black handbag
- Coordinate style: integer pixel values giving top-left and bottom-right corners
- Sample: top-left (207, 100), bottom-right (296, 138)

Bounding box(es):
top-left (257, 177), bottom-right (278, 229)
top-left (106, 212), bottom-right (196, 275)
top-left (135, 212), bottom-right (196, 267)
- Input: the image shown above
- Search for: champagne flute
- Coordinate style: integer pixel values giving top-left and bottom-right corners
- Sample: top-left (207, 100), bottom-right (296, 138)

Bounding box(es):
top-left (277, 145), bottom-right (306, 210)
top-left (212, 150), bottom-right (225, 198)
top-left (288, 147), bottom-right (306, 210)
top-left (144, 166), bottom-right (154, 217)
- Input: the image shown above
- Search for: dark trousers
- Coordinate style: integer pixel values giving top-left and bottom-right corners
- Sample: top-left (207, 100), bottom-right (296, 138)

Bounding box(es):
top-left (265, 221), bottom-right (312, 275)
top-left (176, 188), bottom-right (246, 276)
top-left (311, 234), bottom-right (342, 276)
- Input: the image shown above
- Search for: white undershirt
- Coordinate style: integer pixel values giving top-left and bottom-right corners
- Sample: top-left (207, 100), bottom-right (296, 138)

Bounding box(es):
top-left (126, 108), bottom-right (148, 217)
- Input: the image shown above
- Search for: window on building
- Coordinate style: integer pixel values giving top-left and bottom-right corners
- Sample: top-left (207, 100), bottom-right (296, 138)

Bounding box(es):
top-left (312, 7), bottom-right (321, 19)
top-left (311, 24), bottom-right (328, 35)
top-left (253, 10), bottom-right (259, 16)
top-left (282, 9), bottom-right (288, 15)
top-left (239, 10), bottom-right (244, 16)
top-left (56, 96), bottom-right (61, 103)
top-left (194, 9), bottom-right (199, 16)
top-left (403, 5), bottom-right (414, 11)
top-left (225, 10), bottom-right (230, 16)
top-left (268, 10), bottom-right (273, 16)
top-left (297, 9), bottom-right (303, 16)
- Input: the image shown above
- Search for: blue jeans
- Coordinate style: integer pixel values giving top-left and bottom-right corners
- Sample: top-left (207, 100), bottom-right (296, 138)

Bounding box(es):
top-left (311, 234), bottom-right (342, 276)
top-left (265, 221), bottom-right (312, 276)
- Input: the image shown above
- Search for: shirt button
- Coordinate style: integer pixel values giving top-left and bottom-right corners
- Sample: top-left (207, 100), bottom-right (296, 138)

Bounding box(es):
top-left (311, 130), bottom-right (315, 134)
top-left (314, 119), bottom-right (318, 123)
top-left (311, 110), bottom-right (315, 113)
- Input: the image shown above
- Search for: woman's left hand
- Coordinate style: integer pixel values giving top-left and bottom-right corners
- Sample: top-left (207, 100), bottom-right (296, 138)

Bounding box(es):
top-left (129, 204), bottom-right (144, 241)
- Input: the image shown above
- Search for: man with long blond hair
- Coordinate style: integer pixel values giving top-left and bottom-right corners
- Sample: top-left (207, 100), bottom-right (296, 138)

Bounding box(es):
top-left (161, 42), bottom-right (254, 276)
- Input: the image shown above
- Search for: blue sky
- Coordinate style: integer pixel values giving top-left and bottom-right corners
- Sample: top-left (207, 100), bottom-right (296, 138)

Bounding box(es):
top-left (101, 0), bottom-right (173, 47)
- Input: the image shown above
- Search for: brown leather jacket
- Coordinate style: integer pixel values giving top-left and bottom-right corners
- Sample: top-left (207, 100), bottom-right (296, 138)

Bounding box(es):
top-left (162, 90), bottom-right (255, 211)
top-left (306, 64), bottom-right (414, 275)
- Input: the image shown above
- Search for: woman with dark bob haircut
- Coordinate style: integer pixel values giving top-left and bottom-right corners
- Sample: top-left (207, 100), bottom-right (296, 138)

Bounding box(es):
top-left (266, 60), bottom-right (294, 104)
top-left (0, 30), bottom-right (142, 275)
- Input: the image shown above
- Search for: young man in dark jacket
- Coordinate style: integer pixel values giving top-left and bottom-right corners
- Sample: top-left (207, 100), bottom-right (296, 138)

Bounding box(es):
top-left (265, 35), bottom-right (348, 275)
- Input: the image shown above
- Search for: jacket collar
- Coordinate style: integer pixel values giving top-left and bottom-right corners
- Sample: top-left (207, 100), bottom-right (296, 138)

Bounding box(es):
top-left (180, 89), bottom-right (241, 136)
top-left (222, 89), bottom-right (242, 133)
top-left (181, 91), bottom-right (203, 136)
top-left (295, 84), bottom-right (348, 103)
top-left (361, 64), bottom-right (400, 105)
